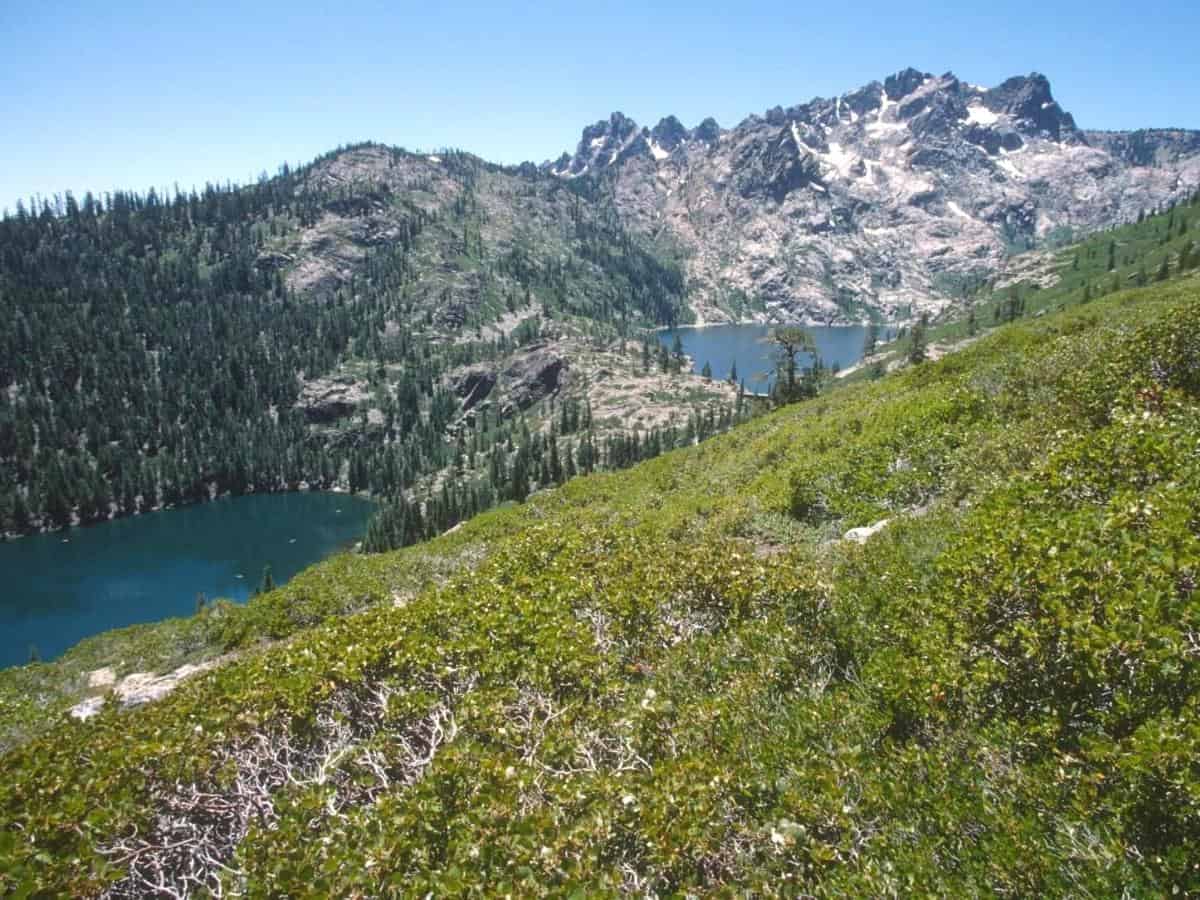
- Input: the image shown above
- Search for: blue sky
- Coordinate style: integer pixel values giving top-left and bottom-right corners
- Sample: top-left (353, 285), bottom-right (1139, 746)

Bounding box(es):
top-left (2, 0), bottom-right (1198, 213)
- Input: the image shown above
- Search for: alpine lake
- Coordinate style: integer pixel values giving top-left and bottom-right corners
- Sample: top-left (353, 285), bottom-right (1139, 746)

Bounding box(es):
top-left (658, 323), bottom-right (874, 392)
top-left (0, 492), bottom-right (376, 668)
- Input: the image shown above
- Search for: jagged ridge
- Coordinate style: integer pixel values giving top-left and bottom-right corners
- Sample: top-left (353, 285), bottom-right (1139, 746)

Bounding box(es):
top-left (544, 68), bottom-right (1200, 324)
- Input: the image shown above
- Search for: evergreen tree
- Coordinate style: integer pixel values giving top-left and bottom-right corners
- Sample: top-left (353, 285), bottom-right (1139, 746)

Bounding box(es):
top-left (670, 333), bottom-right (686, 374)
top-left (908, 314), bottom-right (929, 365)
top-left (862, 322), bottom-right (879, 356)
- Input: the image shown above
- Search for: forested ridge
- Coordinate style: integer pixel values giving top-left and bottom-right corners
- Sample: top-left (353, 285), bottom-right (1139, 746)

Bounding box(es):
top-left (0, 143), bottom-right (739, 542)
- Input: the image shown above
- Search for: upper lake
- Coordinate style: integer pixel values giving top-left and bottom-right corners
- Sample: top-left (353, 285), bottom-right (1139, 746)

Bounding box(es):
top-left (0, 492), bottom-right (375, 668)
top-left (659, 323), bottom-right (873, 391)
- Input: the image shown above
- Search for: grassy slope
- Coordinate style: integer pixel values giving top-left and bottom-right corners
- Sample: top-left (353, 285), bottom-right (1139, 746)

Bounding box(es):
top-left (2, 275), bottom-right (1200, 895)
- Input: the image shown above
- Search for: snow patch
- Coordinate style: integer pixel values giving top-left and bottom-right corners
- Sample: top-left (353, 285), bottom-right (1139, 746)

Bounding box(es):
top-left (589, 136), bottom-right (606, 149)
top-left (823, 142), bottom-right (856, 178)
top-left (648, 139), bottom-right (671, 161)
top-left (426, 155), bottom-right (442, 163)
top-left (965, 105), bottom-right (999, 127)
top-left (947, 200), bottom-right (971, 220)
top-left (608, 150), bottom-right (619, 165)
top-left (790, 121), bottom-right (804, 149)
top-left (1041, 101), bottom-right (1055, 109)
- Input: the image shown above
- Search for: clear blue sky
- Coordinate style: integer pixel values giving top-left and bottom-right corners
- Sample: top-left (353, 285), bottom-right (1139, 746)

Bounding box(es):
top-left (3, 0), bottom-right (1198, 213)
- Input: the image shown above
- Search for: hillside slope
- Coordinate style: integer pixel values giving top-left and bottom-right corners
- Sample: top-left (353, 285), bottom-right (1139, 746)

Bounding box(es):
top-left (3, 272), bottom-right (1199, 894)
top-left (0, 145), bottom-right (731, 541)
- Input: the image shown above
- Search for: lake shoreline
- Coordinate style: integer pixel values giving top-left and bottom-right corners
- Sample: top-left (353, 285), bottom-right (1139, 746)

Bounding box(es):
top-left (0, 492), bottom-right (378, 668)
top-left (657, 322), bottom-right (873, 391)
top-left (1, 482), bottom-right (372, 542)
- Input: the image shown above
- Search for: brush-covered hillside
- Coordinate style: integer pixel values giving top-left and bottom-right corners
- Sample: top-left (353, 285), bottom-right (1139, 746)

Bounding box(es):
top-left (3, 273), bottom-right (1200, 895)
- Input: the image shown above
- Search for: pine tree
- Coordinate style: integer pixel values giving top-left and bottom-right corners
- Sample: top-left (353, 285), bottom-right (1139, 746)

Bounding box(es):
top-left (908, 314), bottom-right (929, 365)
top-left (862, 322), bottom-right (879, 356)
top-left (671, 334), bottom-right (686, 374)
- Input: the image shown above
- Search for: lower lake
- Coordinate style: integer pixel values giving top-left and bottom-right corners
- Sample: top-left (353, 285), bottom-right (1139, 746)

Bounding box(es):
top-left (0, 492), bottom-right (376, 668)
top-left (659, 323), bottom-right (873, 391)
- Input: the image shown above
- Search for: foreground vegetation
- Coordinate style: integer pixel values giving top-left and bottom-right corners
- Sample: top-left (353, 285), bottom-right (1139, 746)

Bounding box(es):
top-left (2, 274), bottom-right (1199, 894)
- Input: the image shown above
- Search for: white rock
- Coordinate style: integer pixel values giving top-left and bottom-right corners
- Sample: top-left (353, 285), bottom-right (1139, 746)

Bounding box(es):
top-left (843, 519), bottom-right (890, 544)
top-left (114, 661), bottom-right (219, 708)
top-left (70, 696), bottom-right (106, 721)
top-left (87, 666), bottom-right (117, 688)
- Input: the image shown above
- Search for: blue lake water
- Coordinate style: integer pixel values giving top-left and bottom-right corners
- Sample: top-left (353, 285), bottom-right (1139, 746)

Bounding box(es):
top-left (659, 323), bottom-right (872, 391)
top-left (0, 492), bottom-right (376, 668)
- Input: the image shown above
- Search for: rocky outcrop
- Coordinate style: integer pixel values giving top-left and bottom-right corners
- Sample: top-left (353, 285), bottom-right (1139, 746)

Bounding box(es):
top-left (447, 344), bottom-right (568, 424)
top-left (844, 519), bottom-right (890, 544)
top-left (69, 696), bottom-right (105, 721)
top-left (296, 375), bottom-right (369, 423)
top-left (87, 666), bottom-right (116, 688)
top-left (543, 68), bottom-right (1200, 323)
top-left (454, 368), bottom-right (497, 412)
top-left (500, 346), bottom-right (567, 414)
top-left (114, 662), bottom-right (220, 707)
top-left (1083, 129), bottom-right (1200, 167)
top-left (70, 658), bottom-right (228, 721)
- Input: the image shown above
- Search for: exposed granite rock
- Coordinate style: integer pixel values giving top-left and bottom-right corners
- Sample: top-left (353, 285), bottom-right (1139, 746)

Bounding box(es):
top-left (69, 695), bottom-right (105, 721)
top-left (87, 666), bottom-right (116, 688)
top-left (114, 660), bottom-right (222, 708)
top-left (651, 115), bottom-right (689, 152)
top-left (501, 345), bottom-right (567, 413)
top-left (455, 368), bottom-right (497, 412)
top-left (447, 344), bottom-right (568, 421)
top-left (296, 375), bottom-right (369, 423)
top-left (844, 519), bottom-right (890, 543)
top-left (543, 68), bottom-right (1200, 324)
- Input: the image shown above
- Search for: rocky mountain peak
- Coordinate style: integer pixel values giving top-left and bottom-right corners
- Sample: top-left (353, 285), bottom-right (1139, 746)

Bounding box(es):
top-left (542, 69), bottom-right (1200, 324)
top-left (981, 72), bottom-right (1077, 140)
top-left (884, 66), bottom-right (933, 100)
top-left (650, 115), bottom-right (689, 152)
top-left (692, 117), bottom-right (721, 143)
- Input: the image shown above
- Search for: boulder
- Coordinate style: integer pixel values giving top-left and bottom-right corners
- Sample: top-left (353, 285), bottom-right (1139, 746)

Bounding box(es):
top-left (70, 696), bottom-right (106, 721)
top-left (843, 518), bottom-right (890, 544)
top-left (114, 660), bottom-right (221, 708)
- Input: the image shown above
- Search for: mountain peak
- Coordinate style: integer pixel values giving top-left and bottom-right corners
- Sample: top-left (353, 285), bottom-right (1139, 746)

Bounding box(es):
top-left (884, 67), bottom-right (933, 100)
top-left (982, 72), bottom-right (1077, 139)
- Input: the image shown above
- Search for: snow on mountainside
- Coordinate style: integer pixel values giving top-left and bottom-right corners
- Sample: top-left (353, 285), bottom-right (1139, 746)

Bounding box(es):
top-left (544, 68), bottom-right (1200, 323)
